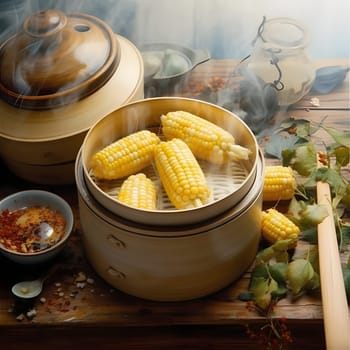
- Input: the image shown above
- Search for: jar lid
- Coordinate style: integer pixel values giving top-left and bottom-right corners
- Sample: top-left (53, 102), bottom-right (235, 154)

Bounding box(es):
top-left (0, 10), bottom-right (120, 109)
top-left (261, 17), bottom-right (308, 49)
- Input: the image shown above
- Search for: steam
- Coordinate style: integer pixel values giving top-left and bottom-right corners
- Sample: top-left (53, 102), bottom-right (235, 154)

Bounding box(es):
top-left (0, 0), bottom-right (348, 129)
top-left (1, 0), bottom-right (348, 59)
top-left (127, 0), bottom-right (348, 59)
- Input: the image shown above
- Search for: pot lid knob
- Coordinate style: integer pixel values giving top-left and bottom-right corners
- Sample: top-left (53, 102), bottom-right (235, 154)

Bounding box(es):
top-left (0, 9), bottom-right (120, 110)
top-left (24, 9), bottom-right (67, 37)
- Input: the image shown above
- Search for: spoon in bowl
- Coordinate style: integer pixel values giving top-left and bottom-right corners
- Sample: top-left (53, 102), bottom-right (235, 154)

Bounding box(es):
top-left (33, 221), bottom-right (54, 241)
top-left (30, 221), bottom-right (56, 251)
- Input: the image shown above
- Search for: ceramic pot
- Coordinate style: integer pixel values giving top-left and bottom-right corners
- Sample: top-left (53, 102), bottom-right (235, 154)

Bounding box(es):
top-left (0, 9), bottom-right (144, 184)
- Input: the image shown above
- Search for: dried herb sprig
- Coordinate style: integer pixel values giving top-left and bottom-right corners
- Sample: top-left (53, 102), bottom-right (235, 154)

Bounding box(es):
top-left (244, 301), bottom-right (293, 350)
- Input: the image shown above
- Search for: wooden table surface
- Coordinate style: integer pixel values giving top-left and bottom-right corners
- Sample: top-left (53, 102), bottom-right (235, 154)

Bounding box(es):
top-left (0, 59), bottom-right (349, 350)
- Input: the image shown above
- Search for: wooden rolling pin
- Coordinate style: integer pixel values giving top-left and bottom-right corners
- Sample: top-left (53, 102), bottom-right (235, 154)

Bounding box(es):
top-left (317, 153), bottom-right (350, 349)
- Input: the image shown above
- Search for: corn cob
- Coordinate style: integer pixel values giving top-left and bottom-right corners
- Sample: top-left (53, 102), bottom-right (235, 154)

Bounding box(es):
top-left (90, 130), bottom-right (160, 180)
top-left (117, 173), bottom-right (157, 210)
top-left (154, 138), bottom-right (211, 209)
top-left (263, 166), bottom-right (296, 202)
top-left (261, 208), bottom-right (300, 245)
top-left (161, 111), bottom-right (251, 165)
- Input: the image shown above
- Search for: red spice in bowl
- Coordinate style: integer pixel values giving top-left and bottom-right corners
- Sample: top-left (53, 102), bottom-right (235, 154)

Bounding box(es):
top-left (0, 206), bottom-right (66, 253)
top-left (0, 190), bottom-right (73, 264)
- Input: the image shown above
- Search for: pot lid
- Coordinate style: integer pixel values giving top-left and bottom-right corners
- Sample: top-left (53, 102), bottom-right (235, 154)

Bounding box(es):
top-left (0, 9), bottom-right (120, 109)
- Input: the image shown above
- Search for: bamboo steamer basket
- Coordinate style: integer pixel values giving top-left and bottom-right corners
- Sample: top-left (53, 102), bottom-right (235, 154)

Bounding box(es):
top-left (0, 10), bottom-right (144, 185)
top-left (75, 148), bottom-right (264, 301)
top-left (81, 97), bottom-right (259, 226)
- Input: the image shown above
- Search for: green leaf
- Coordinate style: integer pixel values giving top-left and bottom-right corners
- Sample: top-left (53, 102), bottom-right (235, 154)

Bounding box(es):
top-left (255, 246), bottom-right (275, 265)
top-left (294, 246), bottom-right (320, 274)
top-left (294, 123), bottom-right (311, 139)
top-left (254, 240), bottom-right (294, 265)
top-left (286, 259), bottom-right (315, 295)
top-left (238, 291), bottom-right (254, 301)
top-left (304, 271), bottom-right (320, 292)
top-left (304, 167), bottom-right (347, 205)
top-left (275, 251), bottom-right (290, 263)
top-left (333, 145), bottom-right (350, 167)
top-left (272, 239), bottom-right (296, 252)
top-left (272, 285), bottom-right (289, 298)
top-left (269, 262), bottom-right (288, 285)
top-left (306, 246), bottom-right (320, 273)
top-left (340, 223), bottom-right (350, 250)
top-left (340, 184), bottom-right (350, 208)
top-left (279, 117), bottom-right (298, 130)
top-left (321, 125), bottom-right (350, 147)
top-left (314, 168), bottom-right (347, 194)
top-left (283, 143), bottom-right (317, 176)
top-left (288, 198), bottom-right (328, 230)
top-left (342, 263), bottom-right (350, 301)
top-left (282, 148), bottom-right (295, 166)
top-left (249, 277), bottom-right (279, 311)
top-left (280, 118), bottom-right (312, 138)
top-left (250, 264), bottom-right (270, 282)
top-left (264, 134), bottom-right (300, 159)
top-left (300, 227), bottom-right (318, 244)
top-left (249, 276), bottom-right (267, 294)
top-left (299, 203), bottom-right (329, 229)
top-left (288, 196), bottom-right (303, 216)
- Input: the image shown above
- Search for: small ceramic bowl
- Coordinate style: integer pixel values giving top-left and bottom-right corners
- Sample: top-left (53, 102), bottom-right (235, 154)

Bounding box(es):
top-left (0, 190), bottom-right (74, 265)
top-left (140, 43), bottom-right (210, 96)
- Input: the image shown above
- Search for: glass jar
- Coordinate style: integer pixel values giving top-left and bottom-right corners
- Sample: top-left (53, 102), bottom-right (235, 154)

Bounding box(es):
top-left (244, 17), bottom-right (316, 106)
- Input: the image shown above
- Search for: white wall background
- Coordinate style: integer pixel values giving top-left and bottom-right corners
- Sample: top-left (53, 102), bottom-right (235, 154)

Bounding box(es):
top-left (127, 0), bottom-right (350, 59)
top-left (2, 0), bottom-right (349, 59)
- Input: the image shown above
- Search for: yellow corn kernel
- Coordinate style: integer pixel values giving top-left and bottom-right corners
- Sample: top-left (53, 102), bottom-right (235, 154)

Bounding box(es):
top-left (263, 166), bottom-right (296, 202)
top-left (161, 111), bottom-right (251, 165)
top-left (154, 138), bottom-right (211, 209)
top-left (261, 208), bottom-right (300, 245)
top-left (117, 173), bottom-right (157, 210)
top-left (90, 130), bottom-right (160, 180)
